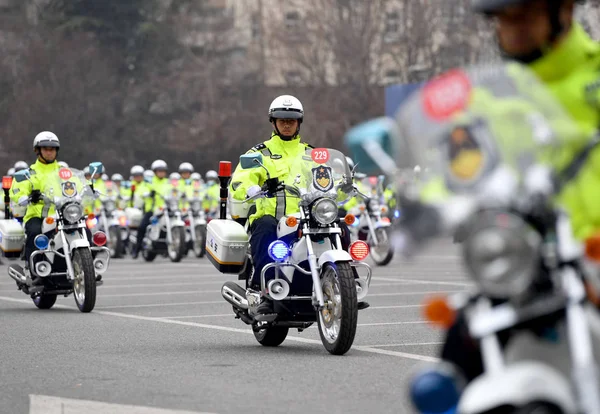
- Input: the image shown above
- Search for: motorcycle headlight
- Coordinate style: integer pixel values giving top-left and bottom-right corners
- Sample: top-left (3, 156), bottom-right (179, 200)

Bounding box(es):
top-left (62, 203), bottom-right (84, 223)
top-left (368, 199), bottom-right (380, 212)
top-left (311, 198), bottom-right (338, 225)
top-left (104, 200), bottom-right (116, 212)
top-left (169, 199), bottom-right (179, 211)
top-left (462, 211), bottom-right (541, 300)
top-left (192, 201), bottom-right (201, 212)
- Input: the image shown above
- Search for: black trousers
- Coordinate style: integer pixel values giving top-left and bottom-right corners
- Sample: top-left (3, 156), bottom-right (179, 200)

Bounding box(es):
top-left (135, 212), bottom-right (153, 252)
top-left (249, 215), bottom-right (352, 288)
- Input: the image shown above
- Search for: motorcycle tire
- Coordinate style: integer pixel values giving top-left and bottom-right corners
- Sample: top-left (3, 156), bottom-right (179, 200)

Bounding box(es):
top-left (108, 226), bottom-right (123, 259)
top-left (253, 326), bottom-right (289, 347)
top-left (168, 227), bottom-right (186, 263)
top-left (515, 402), bottom-right (564, 414)
top-left (193, 225), bottom-right (206, 258)
top-left (142, 247), bottom-right (157, 262)
top-left (72, 247), bottom-right (97, 313)
top-left (317, 262), bottom-right (358, 355)
top-left (370, 228), bottom-right (394, 266)
top-left (32, 294), bottom-right (57, 310)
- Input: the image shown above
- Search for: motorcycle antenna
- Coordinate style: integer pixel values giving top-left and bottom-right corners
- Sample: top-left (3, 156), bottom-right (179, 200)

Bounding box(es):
top-left (218, 161), bottom-right (231, 220)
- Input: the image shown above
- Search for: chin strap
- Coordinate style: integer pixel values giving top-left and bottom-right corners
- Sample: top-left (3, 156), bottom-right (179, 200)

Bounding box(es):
top-left (35, 149), bottom-right (58, 165)
top-left (273, 124), bottom-right (301, 141)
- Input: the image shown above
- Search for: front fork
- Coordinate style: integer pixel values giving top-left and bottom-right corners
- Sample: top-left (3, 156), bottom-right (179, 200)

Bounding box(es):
top-left (101, 211), bottom-right (111, 243)
top-left (164, 213), bottom-right (172, 244)
top-left (188, 213), bottom-right (196, 243)
top-left (60, 229), bottom-right (76, 281)
top-left (362, 212), bottom-right (380, 245)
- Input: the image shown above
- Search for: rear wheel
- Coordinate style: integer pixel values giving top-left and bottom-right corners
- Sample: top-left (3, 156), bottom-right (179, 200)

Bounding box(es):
top-left (370, 228), bottom-right (394, 266)
top-left (253, 326), bottom-right (289, 347)
top-left (32, 294), bottom-right (57, 310)
top-left (168, 227), bottom-right (186, 262)
top-left (317, 262), bottom-right (358, 355)
top-left (72, 248), bottom-right (96, 313)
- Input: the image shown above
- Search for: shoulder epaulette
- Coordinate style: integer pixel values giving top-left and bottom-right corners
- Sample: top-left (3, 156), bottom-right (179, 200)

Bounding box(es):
top-left (250, 143), bottom-right (267, 152)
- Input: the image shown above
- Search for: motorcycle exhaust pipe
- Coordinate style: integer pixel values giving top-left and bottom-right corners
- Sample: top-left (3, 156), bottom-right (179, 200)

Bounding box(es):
top-left (8, 265), bottom-right (27, 284)
top-left (267, 279), bottom-right (290, 301)
top-left (221, 281), bottom-right (248, 310)
top-left (356, 278), bottom-right (369, 302)
top-left (34, 261), bottom-right (52, 277)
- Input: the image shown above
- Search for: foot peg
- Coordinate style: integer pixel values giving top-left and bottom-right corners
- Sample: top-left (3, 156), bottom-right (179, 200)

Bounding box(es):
top-left (358, 301), bottom-right (370, 310)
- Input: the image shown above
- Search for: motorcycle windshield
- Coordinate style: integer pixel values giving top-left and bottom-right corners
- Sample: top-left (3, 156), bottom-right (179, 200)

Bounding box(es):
top-left (393, 62), bottom-right (584, 195)
top-left (43, 167), bottom-right (96, 209)
top-left (285, 148), bottom-right (354, 205)
top-left (160, 181), bottom-right (183, 210)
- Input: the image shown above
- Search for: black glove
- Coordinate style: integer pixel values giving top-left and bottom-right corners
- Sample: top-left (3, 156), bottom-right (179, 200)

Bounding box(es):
top-left (30, 190), bottom-right (42, 203)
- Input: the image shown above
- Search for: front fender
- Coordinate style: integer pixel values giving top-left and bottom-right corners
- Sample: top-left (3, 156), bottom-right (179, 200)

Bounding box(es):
top-left (170, 219), bottom-right (185, 228)
top-left (317, 249), bottom-right (352, 267)
top-left (458, 362), bottom-right (577, 414)
top-left (67, 232), bottom-right (91, 252)
top-left (374, 220), bottom-right (391, 229)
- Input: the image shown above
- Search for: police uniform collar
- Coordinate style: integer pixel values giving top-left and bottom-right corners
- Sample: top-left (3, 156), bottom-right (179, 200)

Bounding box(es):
top-left (530, 23), bottom-right (600, 83)
top-left (271, 132), bottom-right (302, 150)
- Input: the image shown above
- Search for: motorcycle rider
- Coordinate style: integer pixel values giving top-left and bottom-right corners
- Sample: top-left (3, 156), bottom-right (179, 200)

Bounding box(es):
top-left (128, 165), bottom-right (146, 208)
top-left (14, 161), bottom-right (29, 172)
top-left (110, 173), bottom-right (128, 209)
top-left (83, 166), bottom-right (91, 181)
top-left (230, 95), bottom-right (358, 314)
top-left (428, 0), bottom-right (600, 385)
top-left (143, 169), bottom-right (154, 184)
top-left (203, 170), bottom-right (219, 216)
top-left (131, 160), bottom-right (169, 258)
top-left (10, 132), bottom-right (61, 281)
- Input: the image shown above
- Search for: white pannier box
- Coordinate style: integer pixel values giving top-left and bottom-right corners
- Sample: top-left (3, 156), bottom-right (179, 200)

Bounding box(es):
top-left (206, 219), bottom-right (249, 274)
top-left (125, 207), bottom-right (143, 228)
top-left (0, 219), bottom-right (25, 258)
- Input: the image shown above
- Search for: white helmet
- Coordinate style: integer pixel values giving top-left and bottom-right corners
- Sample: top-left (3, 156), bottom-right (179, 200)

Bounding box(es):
top-left (14, 161), bottom-right (29, 171)
top-left (130, 165), bottom-right (144, 176)
top-left (268, 95), bottom-right (304, 122)
top-left (33, 131), bottom-right (60, 150)
top-left (151, 159), bottom-right (168, 171)
top-left (205, 170), bottom-right (218, 181)
top-left (7, 167), bottom-right (15, 176)
top-left (111, 173), bottom-right (124, 182)
top-left (143, 169), bottom-right (154, 182)
top-left (190, 172), bottom-right (202, 181)
top-left (169, 172), bottom-right (181, 180)
top-left (83, 166), bottom-right (90, 175)
top-left (178, 162), bottom-right (194, 173)
top-left (58, 161), bottom-right (69, 168)
top-left (101, 173), bottom-right (109, 181)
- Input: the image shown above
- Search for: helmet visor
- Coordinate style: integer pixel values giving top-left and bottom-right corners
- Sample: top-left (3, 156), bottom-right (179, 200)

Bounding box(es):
top-left (36, 140), bottom-right (60, 148)
top-left (270, 109), bottom-right (303, 120)
top-left (472, 0), bottom-right (530, 13)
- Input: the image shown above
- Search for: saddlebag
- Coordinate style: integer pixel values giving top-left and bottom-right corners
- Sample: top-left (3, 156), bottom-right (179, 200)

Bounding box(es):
top-left (125, 207), bottom-right (143, 228)
top-left (206, 219), bottom-right (248, 274)
top-left (0, 219), bottom-right (25, 258)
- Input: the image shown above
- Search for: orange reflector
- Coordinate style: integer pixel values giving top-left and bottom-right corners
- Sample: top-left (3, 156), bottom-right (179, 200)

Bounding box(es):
top-left (349, 240), bottom-right (369, 261)
top-left (45, 217), bottom-right (55, 225)
top-left (585, 234), bottom-right (600, 263)
top-left (344, 214), bottom-right (355, 225)
top-left (359, 205), bottom-right (366, 212)
top-left (381, 205), bottom-right (389, 213)
top-left (286, 216), bottom-right (298, 227)
top-left (118, 215), bottom-right (127, 227)
top-left (423, 296), bottom-right (456, 329)
top-left (88, 214), bottom-right (95, 220)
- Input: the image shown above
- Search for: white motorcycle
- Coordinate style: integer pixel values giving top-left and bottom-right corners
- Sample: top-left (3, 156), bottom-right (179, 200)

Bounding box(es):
top-left (141, 183), bottom-right (187, 263)
top-left (207, 148), bottom-right (373, 355)
top-left (347, 177), bottom-right (394, 266)
top-left (95, 187), bottom-right (127, 259)
top-left (345, 63), bottom-right (600, 413)
top-left (184, 187), bottom-right (207, 258)
top-left (6, 163), bottom-right (110, 312)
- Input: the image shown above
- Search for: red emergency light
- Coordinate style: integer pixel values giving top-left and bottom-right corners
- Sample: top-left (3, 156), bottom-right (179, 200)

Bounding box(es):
top-left (219, 161), bottom-right (231, 178)
top-left (2, 176), bottom-right (12, 190)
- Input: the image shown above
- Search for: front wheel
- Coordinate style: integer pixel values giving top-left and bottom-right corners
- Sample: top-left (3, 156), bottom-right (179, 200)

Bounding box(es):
top-left (108, 226), bottom-right (123, 259)
top-left (168, 226), bottom-right (186, 262)
top-left (370, 227), bottom-right (394, 266)
top-left (72, 247), bottom-right (97, 313)
top-left (317, 262), bottom-right (358, 355)
top-left (253, 326), bottom-right (289, 347)
top-left (32, 294), bottom-right (57, 309)
top-left (193, 225), bottom-right (206, 258)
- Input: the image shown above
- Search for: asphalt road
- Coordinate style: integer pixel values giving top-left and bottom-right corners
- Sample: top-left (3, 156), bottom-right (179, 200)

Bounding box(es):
top-left (0, 238), bottom-right (470, 414)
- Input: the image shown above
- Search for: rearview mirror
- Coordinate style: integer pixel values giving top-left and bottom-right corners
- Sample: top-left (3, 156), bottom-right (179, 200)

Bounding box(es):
top-left (89, 162), bottom-right (104, 176)
top-left (240, 153), bottom-right (263, 170)
top-left (344, 117), bottom-right (398, 176)
top-left (13, 170), bottom-right (30, 183)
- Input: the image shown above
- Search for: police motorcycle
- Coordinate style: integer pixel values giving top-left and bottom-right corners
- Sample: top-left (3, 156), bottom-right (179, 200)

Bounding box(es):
top-left (345, 63), bottom-right (600, 413)
top-left (6, 163), bottom-right (110, 312)
top-left (122, 184), bottom-right (143, 256)
top-left (141, 180), bottom-right (187, 263)
top-left (207, 149), bottom-right (373, 355)
top-left (183, 182), bottom-right (207, 258)
top-left (92, 181), bottom-right (128, 258)
top-left (345, 174), bottom-right (394, 266)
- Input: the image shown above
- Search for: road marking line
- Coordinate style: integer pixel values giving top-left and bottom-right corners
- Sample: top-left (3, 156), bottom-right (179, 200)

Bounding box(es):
top-left (362, 342), bottom-right (444, 347)
top-left (374, 277), bottom-right (473, 287)
top-left (368, 304), bottom-right (423, 310)
top-left (159, 314), bottom-right (233, 319)
top-left (358, 321), bottom-right (427, 326)
top-left (96, 281), bottom-right (224, 289)
top-left (0, 296), bottom-right (438, 363)
top-left (100, 290), bottom-right (220, 297)
top-left (367, 290), bottom-right (465, 297)
top-left (29, 394), bottom-right (215, 414)
top-left (96, 301), bottom-right (225, 309)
